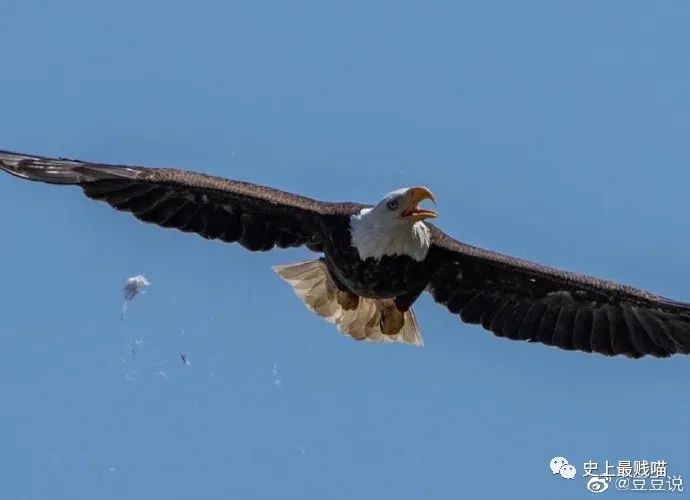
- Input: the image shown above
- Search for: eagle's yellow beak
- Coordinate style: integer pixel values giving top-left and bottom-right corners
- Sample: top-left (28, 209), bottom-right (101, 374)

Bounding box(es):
top-left (401, 186), bottom-right (437, 222)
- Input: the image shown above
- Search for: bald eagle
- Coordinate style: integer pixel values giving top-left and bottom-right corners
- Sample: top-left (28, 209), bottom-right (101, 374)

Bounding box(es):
top-left (2, 149), bottom-right (690, 358)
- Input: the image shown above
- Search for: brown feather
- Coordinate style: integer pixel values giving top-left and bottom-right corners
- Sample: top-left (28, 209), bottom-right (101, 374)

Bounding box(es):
top-left (0, 150), bottom-right (365, 252)
top-left (426, 224), bottom-right (690, 357)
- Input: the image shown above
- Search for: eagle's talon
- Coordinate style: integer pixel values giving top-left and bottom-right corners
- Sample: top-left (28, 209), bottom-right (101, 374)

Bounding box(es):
top-left (380, 305), bottom-right (405, 336)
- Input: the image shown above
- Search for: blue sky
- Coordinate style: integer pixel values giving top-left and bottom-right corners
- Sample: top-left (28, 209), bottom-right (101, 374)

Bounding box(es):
top-left (1, 1), bottom-right (689, 499)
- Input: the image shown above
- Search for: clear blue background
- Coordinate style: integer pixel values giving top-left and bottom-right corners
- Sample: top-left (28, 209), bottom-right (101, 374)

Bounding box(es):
top-left (1, 1), bottom-right (689, 499)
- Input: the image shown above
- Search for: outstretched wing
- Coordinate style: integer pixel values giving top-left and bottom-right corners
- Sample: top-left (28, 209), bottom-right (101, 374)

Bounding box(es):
top-left (0, 150), bottom-right (365, 252)
top-left (426, 226), bottom-right (690, 358)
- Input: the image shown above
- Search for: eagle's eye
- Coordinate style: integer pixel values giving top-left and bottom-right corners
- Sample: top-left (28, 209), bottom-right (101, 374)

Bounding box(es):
top-left (386, 199), bottom-right (399, 211)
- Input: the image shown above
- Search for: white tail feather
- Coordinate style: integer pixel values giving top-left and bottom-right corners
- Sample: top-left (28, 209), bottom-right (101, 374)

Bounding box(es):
top-left (272, 260), bottom-right (423, 347)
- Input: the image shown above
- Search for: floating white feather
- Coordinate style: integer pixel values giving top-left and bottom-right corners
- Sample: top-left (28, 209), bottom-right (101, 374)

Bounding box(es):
top-left (121, 274), bottom-right (150, 318)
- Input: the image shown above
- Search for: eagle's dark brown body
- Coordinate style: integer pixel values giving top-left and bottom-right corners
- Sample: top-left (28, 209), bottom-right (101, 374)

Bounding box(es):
top-left (322, 216), bottom-right (430, 303)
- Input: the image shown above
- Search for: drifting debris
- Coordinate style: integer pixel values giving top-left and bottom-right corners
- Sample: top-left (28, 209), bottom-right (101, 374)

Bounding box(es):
top-left (127, 337), bottom-right (145, 356)
top-left (272, 363), bottom-right (282, 387)
top-left (123, 275), bottom-right (150, 300)
top-left (121, 275), bottom-right (150, 318)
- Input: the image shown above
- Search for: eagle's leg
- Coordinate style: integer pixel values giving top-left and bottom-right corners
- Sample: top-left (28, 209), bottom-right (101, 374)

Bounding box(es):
top-left (380, 302), bottom-right (405, 336)
top-left (380, 286), bottom-right (426, 336)
top-left (336, 290), bottom-right (360, 311)
top-left (321, 258), bottom-right (360, 311)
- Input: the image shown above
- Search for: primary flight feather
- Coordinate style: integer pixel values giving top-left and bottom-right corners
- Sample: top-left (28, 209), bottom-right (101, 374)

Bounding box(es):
top-left (2, 149), bottom-right (690, 358)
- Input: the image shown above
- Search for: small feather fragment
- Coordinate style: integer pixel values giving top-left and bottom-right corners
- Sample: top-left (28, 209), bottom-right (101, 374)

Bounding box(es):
top-left (123, 275), bottom-right (150, 300)
top-left (121, 275), bottom-right (150, 318)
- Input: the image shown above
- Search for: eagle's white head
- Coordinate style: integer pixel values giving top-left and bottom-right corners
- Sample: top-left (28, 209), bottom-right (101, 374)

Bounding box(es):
top-left (350, 186), bottom-right (437, 261)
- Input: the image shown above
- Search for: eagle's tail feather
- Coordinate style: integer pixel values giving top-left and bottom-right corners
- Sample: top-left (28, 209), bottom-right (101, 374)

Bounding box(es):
top-left (272, 260), bottom-right (423, 347)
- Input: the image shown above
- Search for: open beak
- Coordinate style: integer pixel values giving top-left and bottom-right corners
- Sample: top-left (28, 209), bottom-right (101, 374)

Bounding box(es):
top-left (401, 186), bottom-right (437, 222)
